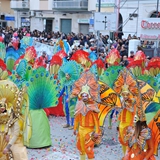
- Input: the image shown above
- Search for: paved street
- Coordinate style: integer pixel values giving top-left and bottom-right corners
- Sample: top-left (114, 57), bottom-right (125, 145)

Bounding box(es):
top-left (28, 116), bottom-right (159, 160)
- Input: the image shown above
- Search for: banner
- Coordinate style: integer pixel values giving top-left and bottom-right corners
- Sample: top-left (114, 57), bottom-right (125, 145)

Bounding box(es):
top-left (33, 41), bottom-right (55, 59)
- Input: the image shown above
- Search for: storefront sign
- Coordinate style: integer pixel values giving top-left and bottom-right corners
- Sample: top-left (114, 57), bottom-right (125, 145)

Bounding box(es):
top-left (141, 20), bottom-right (160, 29)
top-left (5, 16), bottom-right (15, 21)
top-left (77, 19), bottom-right (89, 24)
top-left (140, 34), bottom-right (160, 40)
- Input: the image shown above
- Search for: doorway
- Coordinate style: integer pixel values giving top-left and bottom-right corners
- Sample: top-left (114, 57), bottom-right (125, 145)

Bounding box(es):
top-left (61, 19), bottom-right (72, 34)
top-left (46, 19), bottom-right (53, 32)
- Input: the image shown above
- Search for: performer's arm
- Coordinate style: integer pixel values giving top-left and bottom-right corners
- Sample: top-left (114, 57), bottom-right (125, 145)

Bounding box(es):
top-left (92, 112), bottom-right (100, 134)
top-left (143, 137), bottom-right (154, 160)
top-left (59, 87), bottom-right (65, 97)
top-left (8, 121), bottom-right (20, 148)
top-left (74, 114), bottom-right (79, 131)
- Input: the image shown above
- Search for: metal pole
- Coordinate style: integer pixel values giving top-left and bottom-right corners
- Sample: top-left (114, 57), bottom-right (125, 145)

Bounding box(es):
top-left (97, 0), bottom-right (101, 39)
top-left (136, 0), bottom-right (140, 36)
top-left (116, 0), bottom-right (120, 39)
top-left (97, 0), bottom-right (101, 52)
top-left (157, 0), bottom-right (159, 17)
top-left (98, 0), bottom-right (101, 12)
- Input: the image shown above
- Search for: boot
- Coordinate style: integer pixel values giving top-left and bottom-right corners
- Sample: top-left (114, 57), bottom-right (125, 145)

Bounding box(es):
top-left (63, 115), bottom-right (70, 128)
top-left (63, 124), bottom-right (70, 128)
top-left (68, 126), bottom-right (74, 130)
top-left (80, 155), bottom-right (86, 160)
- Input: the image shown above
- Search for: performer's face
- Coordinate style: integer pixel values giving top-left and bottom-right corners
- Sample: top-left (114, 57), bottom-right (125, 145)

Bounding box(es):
top-left (122, 92), bottom-right (129, 101)
top-left (15, 73), bottom-right (21, 79)
top-left (65, 73), bottom-right (70, 80)
top-left (82, 93), bottom-right (89, 103)
top-left (0, 102), bottom-right (6, 113)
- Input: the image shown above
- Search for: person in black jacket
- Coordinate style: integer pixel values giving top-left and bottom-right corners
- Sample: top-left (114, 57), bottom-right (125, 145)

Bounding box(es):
top-left (120, 55), bottom-right (129, 67)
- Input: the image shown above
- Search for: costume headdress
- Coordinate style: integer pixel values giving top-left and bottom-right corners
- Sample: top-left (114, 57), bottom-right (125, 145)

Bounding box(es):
top-left (113, 68), bottom-right (146, 122)
top-left (72, 71), bottom-right (100, 116)
top-left (70, 50), bottom-right (92, 69)
top-left (145, 57), bottom-right (160, 76)
top-left (24, 46), bottom-right (37, 63)
top-left (106, 49), bottom-right (121, 66)
top-left (58, 61), bottom-right (82, 88)
top-left (72, 71), bottom-right (100, 103)
top-left (49, 55), bottom-right (63, 75)
top-left (0, 80), bottom-right (25, 118)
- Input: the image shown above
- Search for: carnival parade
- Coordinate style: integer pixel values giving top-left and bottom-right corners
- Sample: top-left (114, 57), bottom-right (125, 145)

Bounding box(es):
top-left (0, 0), bottom-right (160, 159)
top-left (0, 30), bottom-right (159, 160)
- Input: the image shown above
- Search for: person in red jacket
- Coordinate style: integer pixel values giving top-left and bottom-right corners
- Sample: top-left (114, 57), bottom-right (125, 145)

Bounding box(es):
top-left (35, 51), bottom-right (48, 68)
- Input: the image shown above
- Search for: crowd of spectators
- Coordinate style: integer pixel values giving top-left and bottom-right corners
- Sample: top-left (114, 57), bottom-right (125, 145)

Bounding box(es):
top-left (0, 26), bottom-right (153, 68)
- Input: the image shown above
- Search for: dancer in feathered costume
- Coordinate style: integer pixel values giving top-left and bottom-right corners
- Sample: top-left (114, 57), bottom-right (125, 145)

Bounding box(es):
top-left (44, 54), bottom-right (64, 116)
top-left (71, 71), bottom-right (101, 160)
top-left (138, 74), bottom-right (160, 155)
top-left (58, 61), bottom-right (82, 129)
top-left (0, 80), bottom-right (28, 160)
top-left (113, 68), bottom-right (139, 154)
top-left (24, 68), bottom-right (59, 148)
top-left (122, 98), bottom-right (156, 160)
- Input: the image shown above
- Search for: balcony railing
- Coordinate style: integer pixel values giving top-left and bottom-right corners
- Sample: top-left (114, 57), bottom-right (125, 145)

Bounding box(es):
top-left (10, 1), bottom-right (29, 10)
top-left (53, 0), bottom-right (88, 11)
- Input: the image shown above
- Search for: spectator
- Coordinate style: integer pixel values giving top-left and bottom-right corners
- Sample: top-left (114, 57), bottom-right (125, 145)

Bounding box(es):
top-left (120, 45), bottom-right (128, 60)
top-left (120, 55), bottom-right (129, 67)
top-left (128, 50), bottom-right (134, 62)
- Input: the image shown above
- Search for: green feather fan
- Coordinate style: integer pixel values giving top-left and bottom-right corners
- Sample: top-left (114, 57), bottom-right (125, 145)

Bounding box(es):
top-left (99, 66), bottom-right (123, 88)
top-left (26, 68), bottom-right (59, 110)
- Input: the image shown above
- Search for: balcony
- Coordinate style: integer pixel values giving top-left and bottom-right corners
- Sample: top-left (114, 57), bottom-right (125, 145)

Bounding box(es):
top-left (10, 1), bottom-right (29, 10)
top-left (53, 0), bottom-right (88, 12)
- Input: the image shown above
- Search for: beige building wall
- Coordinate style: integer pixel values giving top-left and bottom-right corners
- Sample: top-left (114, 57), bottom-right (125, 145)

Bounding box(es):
top-left (1, 0), bottom-right (15, 27)
top-left (1, 0), bottom-right (14, 15)
top-left (30, 0), bottom-right (52, 11)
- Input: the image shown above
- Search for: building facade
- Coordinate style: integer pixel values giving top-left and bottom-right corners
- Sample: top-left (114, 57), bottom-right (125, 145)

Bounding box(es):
top-left (10, 0), bottom-right (160, 37)
top-left (119, 0), bottom-right (160, 38)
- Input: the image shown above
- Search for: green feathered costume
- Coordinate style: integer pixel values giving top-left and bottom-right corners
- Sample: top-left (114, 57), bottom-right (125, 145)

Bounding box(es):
top-left (24, 67), bottom-right (59, 148)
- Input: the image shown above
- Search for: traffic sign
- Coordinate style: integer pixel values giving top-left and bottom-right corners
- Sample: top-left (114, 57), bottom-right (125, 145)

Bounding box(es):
top-left (94, 12), bottom-right (117, 31)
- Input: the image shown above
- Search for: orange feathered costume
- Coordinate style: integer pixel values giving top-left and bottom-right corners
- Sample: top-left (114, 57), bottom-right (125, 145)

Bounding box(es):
top-left (72, 71), bottom-right (101, 160)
